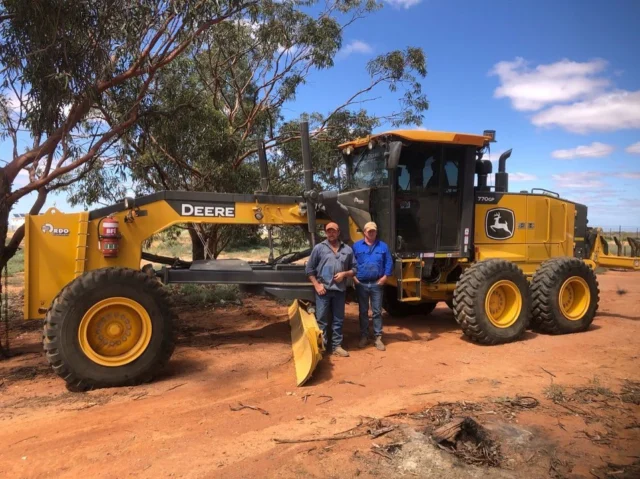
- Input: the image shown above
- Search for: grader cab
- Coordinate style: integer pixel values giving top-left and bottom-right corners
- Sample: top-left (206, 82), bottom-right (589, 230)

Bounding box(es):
top-left (23, 124), bottom-right (640, 390)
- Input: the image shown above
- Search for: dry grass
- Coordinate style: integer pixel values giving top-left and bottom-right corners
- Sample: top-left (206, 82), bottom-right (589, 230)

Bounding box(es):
top-left (544, 384), bottom-right (567, 403)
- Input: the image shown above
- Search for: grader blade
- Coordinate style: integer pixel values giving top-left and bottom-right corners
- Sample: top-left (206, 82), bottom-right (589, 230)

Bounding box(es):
top-left (288, 300), bottom-right (324, 386)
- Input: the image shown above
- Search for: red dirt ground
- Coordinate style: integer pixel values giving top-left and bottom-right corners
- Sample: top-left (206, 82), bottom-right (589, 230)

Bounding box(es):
top-left (1, 270), bottom-right (639, 478)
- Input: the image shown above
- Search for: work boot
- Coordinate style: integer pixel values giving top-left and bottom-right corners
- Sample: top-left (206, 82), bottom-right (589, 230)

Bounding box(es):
top-left (358, 336), bottom-right (368, 348)
top-left (374, 336), bottom-right (385, 351)
top-left (332, 346), bottom-right (350, 357)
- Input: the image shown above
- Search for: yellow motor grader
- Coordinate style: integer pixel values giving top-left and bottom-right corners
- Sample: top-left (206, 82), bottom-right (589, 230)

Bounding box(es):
top-left (22, 123), bottom-right (640, 390)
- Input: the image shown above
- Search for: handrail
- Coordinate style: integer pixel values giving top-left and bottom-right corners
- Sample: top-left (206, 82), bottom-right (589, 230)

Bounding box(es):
top-left (545, 198), bottom-right (551, 243)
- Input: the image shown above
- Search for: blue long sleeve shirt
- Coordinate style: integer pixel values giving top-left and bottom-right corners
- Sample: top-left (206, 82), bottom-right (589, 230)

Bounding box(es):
top-left (352, 239), bottom-right (393, 282)
top-left (305, 240), bottom-right (357, 292)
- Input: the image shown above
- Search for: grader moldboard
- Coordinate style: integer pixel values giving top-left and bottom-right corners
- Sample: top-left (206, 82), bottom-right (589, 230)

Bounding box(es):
top-left (23, 124), bottom-right (640, 391)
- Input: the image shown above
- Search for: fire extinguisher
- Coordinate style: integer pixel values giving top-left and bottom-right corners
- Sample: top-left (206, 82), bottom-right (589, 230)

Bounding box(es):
top-left (98, 216), bottom-right (121, 258)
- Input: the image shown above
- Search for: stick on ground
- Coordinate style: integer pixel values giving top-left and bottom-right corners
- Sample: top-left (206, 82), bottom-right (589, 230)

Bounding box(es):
top-left (541, 367), bottom-right (556, 378)
top-left (229, 402), bottom-right (269, 415)
top-left (413, 390), bottom-right (442, 396)
top-left (274, 431), bottom-right (370, 444)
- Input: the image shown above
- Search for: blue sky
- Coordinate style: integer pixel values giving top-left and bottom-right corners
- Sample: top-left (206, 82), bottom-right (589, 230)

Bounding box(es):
top-left (5, 0), bottom-right (640, 228)
top-left (285, 0), bottom-right (640, 228)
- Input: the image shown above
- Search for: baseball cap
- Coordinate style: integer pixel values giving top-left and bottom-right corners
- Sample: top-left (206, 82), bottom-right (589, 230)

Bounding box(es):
top-left (325, 222), bottom-right (339, 231)
top-left (364, 221), bottom-right (377, 232)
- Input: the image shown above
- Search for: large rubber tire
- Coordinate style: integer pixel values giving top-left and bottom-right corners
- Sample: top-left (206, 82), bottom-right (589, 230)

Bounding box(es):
top-left (453, 259), bottom-right (530, 344)
top-left (382, 286), bottom-right (437, 317)
top-left (531, 257), bottom-right (599, 334)
top-left (43, 268), bottom-right (176, 391)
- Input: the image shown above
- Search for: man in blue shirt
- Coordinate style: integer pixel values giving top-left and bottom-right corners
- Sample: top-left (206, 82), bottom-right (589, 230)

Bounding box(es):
top-left (353, 222), bottom-right (393, 351)
top-left (305, 222), bottom-right (357, 357)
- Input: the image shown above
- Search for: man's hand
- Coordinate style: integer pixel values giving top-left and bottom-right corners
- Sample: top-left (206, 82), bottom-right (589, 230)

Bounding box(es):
top-left (353, 276), bottom-right (360, 285)
top-left (334, 271), bottom-right (348, 283)
top-left (376, 275), bottom-right (387, 286)
top-left (314, 283), bottom-right (327, 295)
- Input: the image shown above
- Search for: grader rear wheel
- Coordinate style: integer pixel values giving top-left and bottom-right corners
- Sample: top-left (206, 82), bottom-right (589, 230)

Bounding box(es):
top-left (531, 257), bottom-right (599, 334)
top-left (453, 259), bottom-right (530, 344)
top-left (43, 268), bottom-right (175, 391)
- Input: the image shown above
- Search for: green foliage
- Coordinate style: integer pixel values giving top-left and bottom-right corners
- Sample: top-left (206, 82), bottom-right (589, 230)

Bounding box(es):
top-left (6, 247), bottom-right (23, 275)
top-left (172, 283), bottom-right (240, 306)
top-left (0, 0), bottom-right (236, 136)
top-left (53, 0), bottom-right (428, 259)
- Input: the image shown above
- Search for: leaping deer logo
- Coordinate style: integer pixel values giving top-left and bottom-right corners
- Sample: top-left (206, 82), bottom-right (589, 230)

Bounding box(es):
top-left (490, 212), bottom-right (512, 236)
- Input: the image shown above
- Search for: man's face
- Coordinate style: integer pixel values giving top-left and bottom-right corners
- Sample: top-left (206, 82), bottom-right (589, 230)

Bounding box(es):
top-left (364, 228), bottom-right (377, 242)
top-left (326, 227), bottom-right (339, 242)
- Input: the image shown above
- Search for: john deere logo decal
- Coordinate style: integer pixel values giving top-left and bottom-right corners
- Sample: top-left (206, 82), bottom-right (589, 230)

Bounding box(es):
top-left (485, 208), bottom-right (515, 240)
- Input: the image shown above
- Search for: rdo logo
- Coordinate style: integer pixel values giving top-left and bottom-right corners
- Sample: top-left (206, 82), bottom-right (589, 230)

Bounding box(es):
top-left (41, 223), bottom-right (70, 236)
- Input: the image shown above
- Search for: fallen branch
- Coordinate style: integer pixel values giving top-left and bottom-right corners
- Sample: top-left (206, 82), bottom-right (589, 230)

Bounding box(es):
top-left (541, 367), bottom-right (556, 378)
top-left (339, 380), bottom-right (365, 387)
top-left (384, 410), bottom-right (407, 418)
top-left (369, 425), bottom-right (396, 439)
top-left (274, 430), bottom-right (369, 444)
top-left (165, 383), bottom-right (186, 393)
top-left (72, 403), bottom-right (98, 411)
top-left (413, 390), bottom-right (441, 396)
top-left (432, 417), bottom-right (465, 443)
top-left (9, 435), bottom-right (37, 447)
top-left (557, 403), bottom-right (589, 416)
top-left (229, 402), bottom-right (269, 415)
top-left (334, 418), bottom-right (363, 436)
top-left (370, 445), bottom-right (393, 460)
top-left (317, 395), bottom-right (333, 405)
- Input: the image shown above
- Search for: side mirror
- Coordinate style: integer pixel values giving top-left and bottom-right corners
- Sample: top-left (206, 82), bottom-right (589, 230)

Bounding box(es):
top-left (385, 141), bottom-right (402, 170)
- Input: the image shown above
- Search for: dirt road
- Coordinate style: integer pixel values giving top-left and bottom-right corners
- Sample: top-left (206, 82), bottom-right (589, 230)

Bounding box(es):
top-left (1, 271), bottom-right (639, 478)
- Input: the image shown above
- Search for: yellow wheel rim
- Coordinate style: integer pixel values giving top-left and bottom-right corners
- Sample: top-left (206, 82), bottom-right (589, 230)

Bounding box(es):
top-left (559, 276), bottom-right (590, 321)
top-left (78, 297), bottom-right (152, 367)
top-left (485, 280), bottom-right (522, 328)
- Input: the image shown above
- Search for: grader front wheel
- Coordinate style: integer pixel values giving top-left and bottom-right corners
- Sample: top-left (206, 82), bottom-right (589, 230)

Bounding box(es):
top-left (453, 259), bottom-right (530, 344)
top-left (43, 268), bottom-right (175, 391)
top-left (531, 257), bottom-right (599, 334)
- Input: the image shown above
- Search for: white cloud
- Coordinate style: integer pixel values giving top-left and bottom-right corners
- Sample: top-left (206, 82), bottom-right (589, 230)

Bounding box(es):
top-left (551, 170), bottom-right (640, 190)
top-left (384, 0), bottom-right (422, 8)
top-left (277, 45), bottom-right (300, 55)
top-left (551, 142), bottom-right (614, 159)
top-left (551, 171), bottom-right (605, 189)
top-left (490, 58), bottom-right (609, 111)
top-left (510, 172), bottom-right (538, 181)
top-left (532, 90), bottom-right (640, 133)
top-left (625, 142), bottom-right (640, 154)
top-left (338, 40), bottom-right (373, 58)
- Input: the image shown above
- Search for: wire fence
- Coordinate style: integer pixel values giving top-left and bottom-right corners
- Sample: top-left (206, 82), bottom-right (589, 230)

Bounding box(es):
top-left (595, 226), bottom-right (640, 239)
top-left (593, 226), bottom-right (640, 256)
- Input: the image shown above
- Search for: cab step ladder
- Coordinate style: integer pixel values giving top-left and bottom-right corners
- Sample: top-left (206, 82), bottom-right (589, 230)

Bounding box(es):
top-left (395, 258), bottom-right (422, 302)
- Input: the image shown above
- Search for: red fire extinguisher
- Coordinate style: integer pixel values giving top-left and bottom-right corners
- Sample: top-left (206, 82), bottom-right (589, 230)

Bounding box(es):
top-left (99, 216), bottom-right (121, 258)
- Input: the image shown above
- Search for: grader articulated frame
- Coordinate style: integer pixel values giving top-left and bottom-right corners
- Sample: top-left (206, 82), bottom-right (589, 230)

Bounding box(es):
top-left (23, 124), bottom-right (640, 390)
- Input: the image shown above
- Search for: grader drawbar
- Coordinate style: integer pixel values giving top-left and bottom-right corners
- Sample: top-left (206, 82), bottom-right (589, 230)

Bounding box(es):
top-left (24, 124), bottom-right (640, 391)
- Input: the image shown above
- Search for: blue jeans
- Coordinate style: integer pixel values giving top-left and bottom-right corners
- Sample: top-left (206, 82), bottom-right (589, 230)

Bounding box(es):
top-left (355, 282), bottom-right (383, 338)
top-left (314, 290), bottom-right (346, 350)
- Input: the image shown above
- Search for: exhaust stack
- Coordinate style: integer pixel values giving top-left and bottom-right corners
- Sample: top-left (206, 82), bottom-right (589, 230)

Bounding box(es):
top-left (300, 121), bottom-right (317, 247)
top-left (495, 148), bottom-right (512, 193)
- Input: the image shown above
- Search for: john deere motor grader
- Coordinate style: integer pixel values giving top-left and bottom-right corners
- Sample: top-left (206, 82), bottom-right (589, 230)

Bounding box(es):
top-left (23, 124), bottom-right (639, 390)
